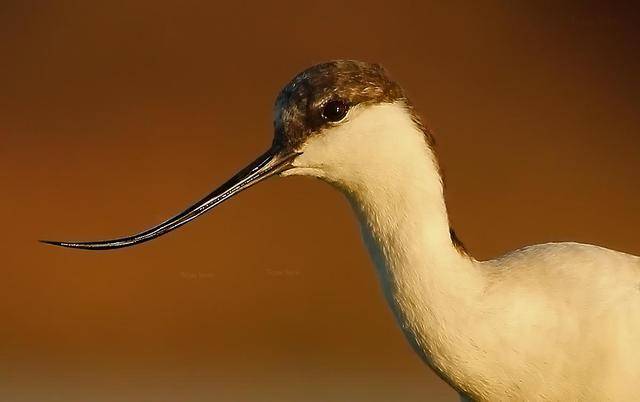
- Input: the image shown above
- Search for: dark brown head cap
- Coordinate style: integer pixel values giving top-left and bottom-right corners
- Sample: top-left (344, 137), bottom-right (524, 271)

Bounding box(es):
top-left (273, 60), bottom-right (408, 150)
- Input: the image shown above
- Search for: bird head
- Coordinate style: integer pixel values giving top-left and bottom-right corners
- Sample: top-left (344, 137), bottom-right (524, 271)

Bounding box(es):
top-left (43, 60), bottom-right (435, 250)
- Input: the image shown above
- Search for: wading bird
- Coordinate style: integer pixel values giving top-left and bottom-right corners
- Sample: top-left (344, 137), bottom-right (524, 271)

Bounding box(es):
top-left (44, 60), bottom-right (640, 401)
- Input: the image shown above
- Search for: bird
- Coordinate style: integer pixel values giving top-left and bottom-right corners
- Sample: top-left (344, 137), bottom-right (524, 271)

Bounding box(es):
top-left (43, 60), bottom-right (640, 401)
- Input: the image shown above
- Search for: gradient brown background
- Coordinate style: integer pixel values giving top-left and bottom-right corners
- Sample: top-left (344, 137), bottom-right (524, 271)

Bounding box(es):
top-left (2, 1), bottom-right (639, 401)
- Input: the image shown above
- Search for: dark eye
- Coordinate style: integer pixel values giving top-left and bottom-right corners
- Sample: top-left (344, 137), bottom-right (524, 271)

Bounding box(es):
top-left (321, 99), bottom-right (349, 122)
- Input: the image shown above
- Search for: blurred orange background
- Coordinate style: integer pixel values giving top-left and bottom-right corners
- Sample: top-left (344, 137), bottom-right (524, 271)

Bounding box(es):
top-left (1, 2), bottom-right (639, 401)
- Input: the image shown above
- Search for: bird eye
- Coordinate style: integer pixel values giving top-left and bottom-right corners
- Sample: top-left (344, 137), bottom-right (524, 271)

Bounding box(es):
top-left (321, 99), bottom-right (349, 122)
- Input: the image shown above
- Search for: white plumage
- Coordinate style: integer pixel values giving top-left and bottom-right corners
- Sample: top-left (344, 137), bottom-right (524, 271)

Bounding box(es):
top-left (286, 102), bottom-right (640, 400)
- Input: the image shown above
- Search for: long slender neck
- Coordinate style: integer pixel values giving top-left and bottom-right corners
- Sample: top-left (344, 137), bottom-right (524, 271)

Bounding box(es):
top-left (291, 103), bottom-right (487, 387)
top-left (338, 115), bottom-right (486, 383)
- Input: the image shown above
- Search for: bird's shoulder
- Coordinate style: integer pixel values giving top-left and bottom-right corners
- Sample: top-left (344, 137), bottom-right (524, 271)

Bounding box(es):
top-left (495, 241), bottom-right (635, 262)
top-left (484, 241), bottom-right (640, 280)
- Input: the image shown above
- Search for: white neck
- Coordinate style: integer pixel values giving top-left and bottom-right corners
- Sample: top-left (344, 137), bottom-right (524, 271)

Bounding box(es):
top-left (343, 132), bottom-right (485, 383)
top-left (288, 102), bottom-right (487, 390)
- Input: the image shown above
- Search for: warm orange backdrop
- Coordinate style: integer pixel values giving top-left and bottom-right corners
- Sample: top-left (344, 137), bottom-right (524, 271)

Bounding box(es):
top-left (2, 2), bottom-right (639, 401)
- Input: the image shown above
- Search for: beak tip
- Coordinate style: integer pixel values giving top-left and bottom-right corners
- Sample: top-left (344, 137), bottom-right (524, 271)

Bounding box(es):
top-left (39, 239), bottom-right (110, 250)
top-left (40, 239), bottom-right (82, 249)
top-left (40, 239), bottom-right (65, 247)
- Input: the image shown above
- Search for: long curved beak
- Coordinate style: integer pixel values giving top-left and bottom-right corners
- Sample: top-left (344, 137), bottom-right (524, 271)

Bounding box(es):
top-left (41, 146), bottom-right (300, 250)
